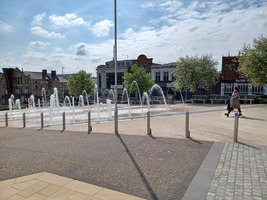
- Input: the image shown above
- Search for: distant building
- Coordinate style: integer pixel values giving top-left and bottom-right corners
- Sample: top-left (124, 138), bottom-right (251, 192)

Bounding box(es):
top-left (0, 68), bottom-right (68, 105)
top-left (219, 56), bottom-right (267, 95)
top-left (151, 62), bottom-right (176, 89)
top-left (96, 54), bottom-right (154, 98)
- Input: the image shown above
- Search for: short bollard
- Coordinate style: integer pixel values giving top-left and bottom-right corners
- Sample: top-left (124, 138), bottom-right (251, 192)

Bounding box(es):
top-left (40, 112), bottom-right (44, 129)
top-left (5, 112), bottom-right (8, 127)
top-left (62, 112), bottom-right (65, 132)
top-left (88, 111), bottom-right (92, 134)
top-left (234, 112), bottom-right (239, 142)
top-left (185, 111), bottom-right (190, 138)
top-left (147, 111), bottom-right (152, 135)
top-left (23, 112), bottom-right (26, 128)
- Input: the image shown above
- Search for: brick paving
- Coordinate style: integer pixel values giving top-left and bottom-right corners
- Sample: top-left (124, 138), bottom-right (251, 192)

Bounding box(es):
top-left (206, 143), bottom-right (267, 200)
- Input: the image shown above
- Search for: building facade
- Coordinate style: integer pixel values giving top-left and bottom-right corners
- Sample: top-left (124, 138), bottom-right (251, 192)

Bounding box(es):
top-left (96, 54), bottom-right (154, 98)
top-left (220, 56), bottom-right (267, 95)
top-left (0, 68), bottom-right (68, 105)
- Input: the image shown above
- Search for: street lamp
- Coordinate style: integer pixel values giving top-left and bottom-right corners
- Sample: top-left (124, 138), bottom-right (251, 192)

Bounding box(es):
top-left (62, 67), bottom-right (65, 101)
top-left (114, 0), bottom-right (118, 133)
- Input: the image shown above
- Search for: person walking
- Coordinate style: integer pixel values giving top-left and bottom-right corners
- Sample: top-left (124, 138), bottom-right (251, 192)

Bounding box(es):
top-left (225, 87), bottom-right (242, 117)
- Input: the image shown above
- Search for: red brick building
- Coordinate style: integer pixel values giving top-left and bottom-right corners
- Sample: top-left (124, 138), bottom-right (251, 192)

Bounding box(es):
top-left (219, 56), bottom-right (266, 95)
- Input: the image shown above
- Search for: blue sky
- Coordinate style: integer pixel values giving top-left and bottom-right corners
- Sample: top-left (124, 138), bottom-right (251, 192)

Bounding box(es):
top-left (0, 0), bottom-right (266, 76)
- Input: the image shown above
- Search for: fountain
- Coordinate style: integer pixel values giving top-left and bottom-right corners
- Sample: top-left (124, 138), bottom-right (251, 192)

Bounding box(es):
top-left (82, 90), bottom-right (89, 106)
top-left (130, 81), bottom-right (143, 115)
top-left (79, 95), bottom-right (85, 107)
top-left (8, 94), bottom-right (14, 111)
top-left (41, 88), bottom-right (47, 107)
top-left (1, 82), bottom-right (181, 129)
top-left (94, 84), bottom-right (100, 122)
top-left (142, 92), bottom-right (150, 112)
top-left (106, 99), bottom-right (112, 120)
top-left (168, 82), bottom-right (186, 111)
top-left (122, 88), bottom-right (131, 118)
top-left (15, 99), bottom-right (21, 110)
top-left (64, 96), bottom-right (72, 107)
top-left (148, 84), bottom-right (168, 113)
top-left (28, 95), bottom-right (35, 109)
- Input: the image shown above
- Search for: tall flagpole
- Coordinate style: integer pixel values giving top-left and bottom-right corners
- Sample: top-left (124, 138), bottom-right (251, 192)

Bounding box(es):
top-left (114, 0), bottom-right (118, 133)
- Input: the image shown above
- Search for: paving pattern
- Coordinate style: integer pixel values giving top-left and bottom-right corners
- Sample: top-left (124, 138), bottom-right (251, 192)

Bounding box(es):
top-left (207, 143), bottom-right (267, 200)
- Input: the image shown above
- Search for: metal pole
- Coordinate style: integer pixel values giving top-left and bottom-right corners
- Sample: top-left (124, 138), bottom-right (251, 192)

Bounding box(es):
top-left (5, 112), bottom-right (8, 127)
top-left (23, 112), bottom-right (26, 128)
top-left (88, 111), bottom-right (92, 134)
top-left (147, 111), bottom-right (151, 135)
top-left (41, 112), bottom-right (44, 129)
top-left (62, 112), bottom-right (65, 132)
top-left (114, 0), bottom-right (118, 134)
top-left (234, 112), bottom-right (239, 142)
top-left (185, 111), bottom-right (190, 138)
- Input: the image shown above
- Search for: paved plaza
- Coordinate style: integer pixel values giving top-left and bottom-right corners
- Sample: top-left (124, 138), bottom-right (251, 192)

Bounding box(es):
top-left (0, 104), bottom-right (267, 199)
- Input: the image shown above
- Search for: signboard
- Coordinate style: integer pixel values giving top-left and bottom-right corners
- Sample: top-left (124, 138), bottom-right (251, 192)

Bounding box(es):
top-left (111, 85), bottom-right (123, 89)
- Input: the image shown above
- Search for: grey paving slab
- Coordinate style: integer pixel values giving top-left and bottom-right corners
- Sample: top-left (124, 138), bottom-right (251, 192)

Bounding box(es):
top-left (182, 142), bottom-right (224, 200)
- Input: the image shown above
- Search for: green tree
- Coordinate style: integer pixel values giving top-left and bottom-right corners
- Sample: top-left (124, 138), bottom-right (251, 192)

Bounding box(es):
top-left (238, 35), bottom-right (267, 86)
top-left (173, 54), bottom-right (218, 93)
top-left (68, 70), bottom-right (95, 98)
top-left (123, 64), bottom-right (154, 94)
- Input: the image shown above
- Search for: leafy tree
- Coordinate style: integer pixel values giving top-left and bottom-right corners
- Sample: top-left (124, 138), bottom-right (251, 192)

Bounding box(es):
top-left (238, 35), bottom-right (267, 86)
top-left (173, 54), bottom-right (218, 93)
top-left (68, 70), bottom-right (95, 98)
top-left (123, 64), bottom-right (154, 94)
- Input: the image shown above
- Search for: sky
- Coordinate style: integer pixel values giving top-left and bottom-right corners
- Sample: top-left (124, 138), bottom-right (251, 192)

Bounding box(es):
top-left (0, 0), bottom-right (266, 77)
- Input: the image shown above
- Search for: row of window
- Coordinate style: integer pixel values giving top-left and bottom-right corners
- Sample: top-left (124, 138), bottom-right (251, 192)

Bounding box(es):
top-left (99, 71), bottom-right (174, 89)
top-left (155, 71), bottom-right (173, 82)
top-left (13, 77), bottom-right (30, 85)
top-left (224, 83), bottom-right (264, 94)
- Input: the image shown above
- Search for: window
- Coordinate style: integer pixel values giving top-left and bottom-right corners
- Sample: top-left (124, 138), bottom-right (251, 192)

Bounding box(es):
top-left (163, 72), bottom-right (168, 82)
top-left (24, 87), bottom-right (29, 93)
top-left (224, 83), bottom-right (233, 93)
top-left (98, 73), bottom-right (102, 88)
top-left (155, 72), bottom-right (160, 82)
top-left (238, 84), bottom-right (248, 93)
top-left (117, 72), bottom-right (124, 85)
top-left (106, 73), bottom-right (115, 89)
top-left (252, 86), bottom-right (263, 94)
top-left (224, 63), bottom-right (236, 70)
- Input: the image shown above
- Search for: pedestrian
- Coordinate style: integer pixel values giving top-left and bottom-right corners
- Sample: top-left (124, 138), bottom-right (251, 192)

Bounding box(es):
top-left (225, 87), bottom-right (242, 117)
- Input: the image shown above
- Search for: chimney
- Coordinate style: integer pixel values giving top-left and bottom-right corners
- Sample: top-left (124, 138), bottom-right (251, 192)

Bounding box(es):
top-left (51, 70), bottom-right (56, 81)
top-left (42, 70), bottom-right (47, 80)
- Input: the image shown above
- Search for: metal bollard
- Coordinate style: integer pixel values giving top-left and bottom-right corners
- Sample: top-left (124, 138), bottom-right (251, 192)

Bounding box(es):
top-left (88, 111), bottom-right (92, 134)
top-left (5, 112), bottom-right (8, 127)
top-left (23, 112), bottom-right (26, 128)
top-left (234, 112), bottom-right (239, 142)
top-left (62, 112), bottom-right (65, 132)
top-left (147, 111), bottom-right (152, 135)
top-left (41, 112), bottom-right (44, 129)
top-left (185, 111), bottom-right (190, 138)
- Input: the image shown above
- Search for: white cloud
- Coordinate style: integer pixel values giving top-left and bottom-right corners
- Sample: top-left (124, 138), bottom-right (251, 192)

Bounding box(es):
top-left (141, 2), bottom-right (155, 9)
top-left (0, 21), bottom-right (12, 32)
top-left (23, 51), bottom-right (48, 62)
top-left (31, 13), bottom-right (46, 26)
top-left (31, 26), bottom-right (65, 39)
top-left (90, 20), bottom-right (114, 37)
top-left (29, 41), bottom-right (50, 49)
top-left (75, 43), bottom-right (89, 56)
top-left (116, 2), bottom-right (267, 67)
top-left (49, 13), bottom-right (86, 28)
